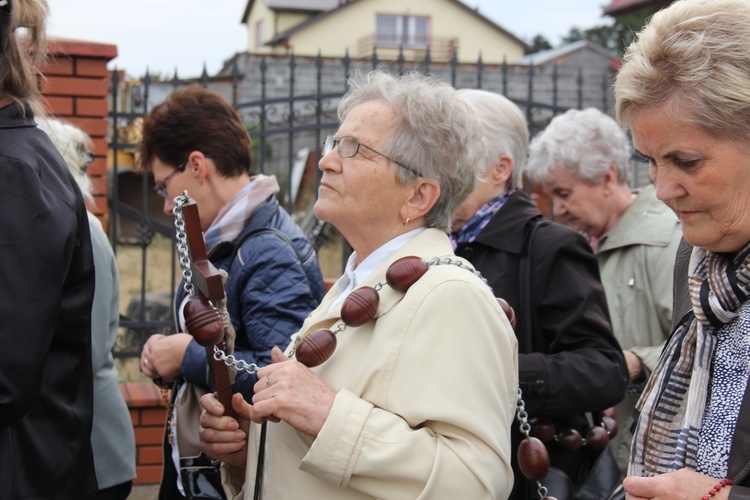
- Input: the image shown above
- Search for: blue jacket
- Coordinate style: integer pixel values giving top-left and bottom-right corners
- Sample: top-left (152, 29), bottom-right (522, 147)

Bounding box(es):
top-left (179, 196), bottom-right (325, 397)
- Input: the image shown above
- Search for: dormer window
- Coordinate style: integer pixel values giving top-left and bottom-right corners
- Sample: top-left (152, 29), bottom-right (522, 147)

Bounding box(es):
top-left (376, 14), bottom-right (430, 49)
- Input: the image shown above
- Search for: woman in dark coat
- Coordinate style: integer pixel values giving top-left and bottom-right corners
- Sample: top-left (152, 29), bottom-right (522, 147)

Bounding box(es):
top-left (0, 0), bottom-right (98, 498)
top-left (453, 89), bottom-right (628, 499)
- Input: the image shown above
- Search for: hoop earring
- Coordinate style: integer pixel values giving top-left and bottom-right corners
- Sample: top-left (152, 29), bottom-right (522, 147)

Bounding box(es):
top-left (402, 217), bottom-right (410, 226)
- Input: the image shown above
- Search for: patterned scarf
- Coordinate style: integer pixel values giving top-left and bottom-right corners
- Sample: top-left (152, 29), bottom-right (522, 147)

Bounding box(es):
top-left (629, 241), bottom-right (750, 477)
top-left (203, 174), bottom-right (280, 253)
top-left (450, 189), bottom-right (515, 249)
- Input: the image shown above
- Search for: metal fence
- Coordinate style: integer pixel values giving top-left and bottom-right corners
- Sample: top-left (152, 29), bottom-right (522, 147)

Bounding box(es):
top-left (110, 49), bottom-right (626, 360)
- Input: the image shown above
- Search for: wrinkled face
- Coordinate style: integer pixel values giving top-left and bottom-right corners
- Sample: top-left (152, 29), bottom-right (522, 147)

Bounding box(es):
top-left (630, 104), bottom-right (750, 253)
top-left (541, 166), bottom-right (610, 238)
top-left (314, 101), bottom-right (412, 245)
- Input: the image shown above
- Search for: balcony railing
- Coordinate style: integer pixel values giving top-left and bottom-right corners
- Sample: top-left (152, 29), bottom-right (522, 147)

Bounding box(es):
top-left (356, 33), bottom-right (458, 62)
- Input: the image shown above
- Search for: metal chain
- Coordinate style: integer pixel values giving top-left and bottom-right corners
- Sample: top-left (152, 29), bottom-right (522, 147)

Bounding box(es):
top-left (212, 345), bottom-right (261, 375)
top-left (426, 256), bottom-right (488, 284)
top-left (172, 191), bottom-right (194, 297)
top-left (516, 388), bottom-right (550, 499)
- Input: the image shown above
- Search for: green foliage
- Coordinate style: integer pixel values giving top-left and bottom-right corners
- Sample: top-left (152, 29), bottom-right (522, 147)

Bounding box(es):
top-left (529, 34), bottom-right (553, 54)
top-left (561, 6), bottom-right (663, 55)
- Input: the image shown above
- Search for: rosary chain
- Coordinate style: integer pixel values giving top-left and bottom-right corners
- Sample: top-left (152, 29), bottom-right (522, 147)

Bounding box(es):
top-left (173, 191), bottom-right (194, 296)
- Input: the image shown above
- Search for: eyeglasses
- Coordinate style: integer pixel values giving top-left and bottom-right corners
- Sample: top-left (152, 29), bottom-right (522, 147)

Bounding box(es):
top-left (153, 153), bottom-right (214, 198)
top-left (153, 161), bottom-right (187, 198)
top-left (322, 135), bottom-right (421, 177)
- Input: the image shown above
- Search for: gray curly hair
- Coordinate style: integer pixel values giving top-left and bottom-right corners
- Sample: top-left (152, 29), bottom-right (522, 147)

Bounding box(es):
top-left (338, 70), bottom-right (486, 232)
top-left (525, 107), bottom-right (632, 186)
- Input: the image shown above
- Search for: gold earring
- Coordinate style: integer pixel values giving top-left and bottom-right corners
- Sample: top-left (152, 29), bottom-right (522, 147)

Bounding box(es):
top-left (403, 217), bottom-right (410, 226)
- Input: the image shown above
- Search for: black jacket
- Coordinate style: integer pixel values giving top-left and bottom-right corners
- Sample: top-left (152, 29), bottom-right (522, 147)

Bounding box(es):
top-left (454, 191), bottom-right (628, 499)
top-left (0, 103), bottom-right (97, 498)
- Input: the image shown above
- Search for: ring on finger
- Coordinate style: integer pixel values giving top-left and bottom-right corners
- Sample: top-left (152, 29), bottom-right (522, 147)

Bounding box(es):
top-left (265, 374), bottom-right (271, 388)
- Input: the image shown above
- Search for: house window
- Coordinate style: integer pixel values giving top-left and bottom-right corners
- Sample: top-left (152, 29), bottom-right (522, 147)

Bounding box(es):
top-left (376, 14), bottom-right (430, 48)
top-left (255, 19), bottom-right (264, 49)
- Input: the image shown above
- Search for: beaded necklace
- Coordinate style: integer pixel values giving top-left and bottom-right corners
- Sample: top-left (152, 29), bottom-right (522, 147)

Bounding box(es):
top-left (289, 255), bottom-right (488, 367)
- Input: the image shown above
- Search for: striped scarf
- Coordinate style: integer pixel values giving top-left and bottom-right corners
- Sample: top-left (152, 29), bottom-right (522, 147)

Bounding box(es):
top-left (629, 241), bottom-right (750, 477)
top-left (450, 189), bottom-right (515, 249)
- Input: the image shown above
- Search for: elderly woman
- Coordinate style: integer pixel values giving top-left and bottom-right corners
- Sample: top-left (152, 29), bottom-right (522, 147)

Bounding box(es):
top-left (453, 89), bottom-right (627, 498)
top-left (613, 0), bottom-right (750, 498)
top-left (525, 107), bottom-right (682, 473)
top-left (137, 85), bottom-right (325, 498)
top-left (198, 70), bottom-right (518, 499)
top-left (0, 0), bottom-right (98, 497)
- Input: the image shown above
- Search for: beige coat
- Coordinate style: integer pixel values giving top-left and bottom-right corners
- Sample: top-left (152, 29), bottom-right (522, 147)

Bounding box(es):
top-left (596, 184), bottom-right (682, 472)
top-left (224, 228), bottom-right (518, 499)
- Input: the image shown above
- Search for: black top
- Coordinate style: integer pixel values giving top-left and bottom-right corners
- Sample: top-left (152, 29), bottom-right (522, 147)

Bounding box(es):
top-left (0, 102), bottom-right (98, 498)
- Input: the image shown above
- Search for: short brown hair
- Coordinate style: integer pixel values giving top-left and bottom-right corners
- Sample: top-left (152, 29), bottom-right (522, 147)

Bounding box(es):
top-left (138, 86), bottom-right (253, 177)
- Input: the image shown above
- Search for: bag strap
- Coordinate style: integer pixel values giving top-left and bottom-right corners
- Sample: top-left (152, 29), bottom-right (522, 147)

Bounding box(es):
top-left (231, 226), bottom-right (302, 265)
top-left (519, 216), bottom-right (549, 354)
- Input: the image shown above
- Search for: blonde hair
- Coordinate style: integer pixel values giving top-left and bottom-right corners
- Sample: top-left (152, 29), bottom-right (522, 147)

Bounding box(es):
top-left (37, 118), bottom-right (94, 199)
top-left (0, 0), bottom-right (48, 110)
top-left (615, 0), bottom-right (750, 142)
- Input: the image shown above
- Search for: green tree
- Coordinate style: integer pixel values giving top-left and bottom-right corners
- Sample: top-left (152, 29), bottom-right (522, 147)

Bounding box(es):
top-left (561, 6), bottom-right (663, 55)
top-left (529, 34), bottom-right (553, 54)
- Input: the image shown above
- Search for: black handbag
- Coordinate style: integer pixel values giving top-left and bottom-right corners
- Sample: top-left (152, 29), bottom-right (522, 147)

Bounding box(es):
top-left (539, 447), bottom-right (625, 500)
top-left (180, 453), bottom-right (227, 499)
top-left (518, 217), bottom-right (625, 500)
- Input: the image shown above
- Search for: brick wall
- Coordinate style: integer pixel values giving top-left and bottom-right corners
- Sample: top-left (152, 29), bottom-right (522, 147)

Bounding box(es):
top-left (44, 37), bottom-right (116, 228)
top-left (120, 382), bottom-right (169, 486)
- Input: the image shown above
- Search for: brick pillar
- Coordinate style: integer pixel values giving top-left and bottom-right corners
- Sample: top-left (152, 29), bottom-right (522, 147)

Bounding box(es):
top-left (42, 37), bottom-right (117, 228)
top-left (120, 382), bottom-right (169, 485)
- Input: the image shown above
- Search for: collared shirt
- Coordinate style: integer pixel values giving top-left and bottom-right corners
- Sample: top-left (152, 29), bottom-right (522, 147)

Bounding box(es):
top-left (330, 227), bottom-right (426, 312)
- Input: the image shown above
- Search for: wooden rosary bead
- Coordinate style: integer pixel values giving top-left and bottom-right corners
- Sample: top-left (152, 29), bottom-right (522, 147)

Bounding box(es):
top-left (184, 296), bottom-right (224, 346)
top-left (341, 286), bottom-right (380, 327)
top-left (556, 428), bottom-right (583, 452)
top-left (584, 425), bottom-right (610, 451)
top-left (529, 416), bottom-right (556, 443)
top-left (296, 328), bottom-right (337, 368)
top-left (496, 297), bottom-right (516, 329)
top-left (602, 407), bottom-right (616, 419)
top-left (386, 256), bottom-right (428, 293)
top-left (517, 437), bottom-right (550, 481)
top-left (602, 416), bottom-right (618, 438)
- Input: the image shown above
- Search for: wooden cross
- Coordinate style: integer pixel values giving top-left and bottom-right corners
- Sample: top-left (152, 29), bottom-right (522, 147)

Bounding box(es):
top-left (180, 198), bottom-right (238, 419)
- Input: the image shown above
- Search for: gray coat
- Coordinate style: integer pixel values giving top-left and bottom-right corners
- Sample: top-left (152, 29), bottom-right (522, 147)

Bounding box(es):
top-left (88, 213), bottom-right (137, 490)
top-left (596, 184), bottom-right (682, 472)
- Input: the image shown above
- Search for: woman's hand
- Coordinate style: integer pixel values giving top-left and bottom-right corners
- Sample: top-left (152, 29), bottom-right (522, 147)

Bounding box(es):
top-left (250, 346), bottom-right (335, 436)
top-left (623, 349), bottom-right (644, 382)
top-left (140, 333), bottom-right (192, 382)
top-left (199, 392), bottom-right (252, 469)
top-left (623, 468), bottom-right (731, 499)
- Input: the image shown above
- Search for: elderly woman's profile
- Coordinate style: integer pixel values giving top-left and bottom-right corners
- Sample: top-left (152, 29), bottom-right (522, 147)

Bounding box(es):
top-left (197, 69), bottom-right (519, 499)
top-left (614, 0), bottom-right (750, 498)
